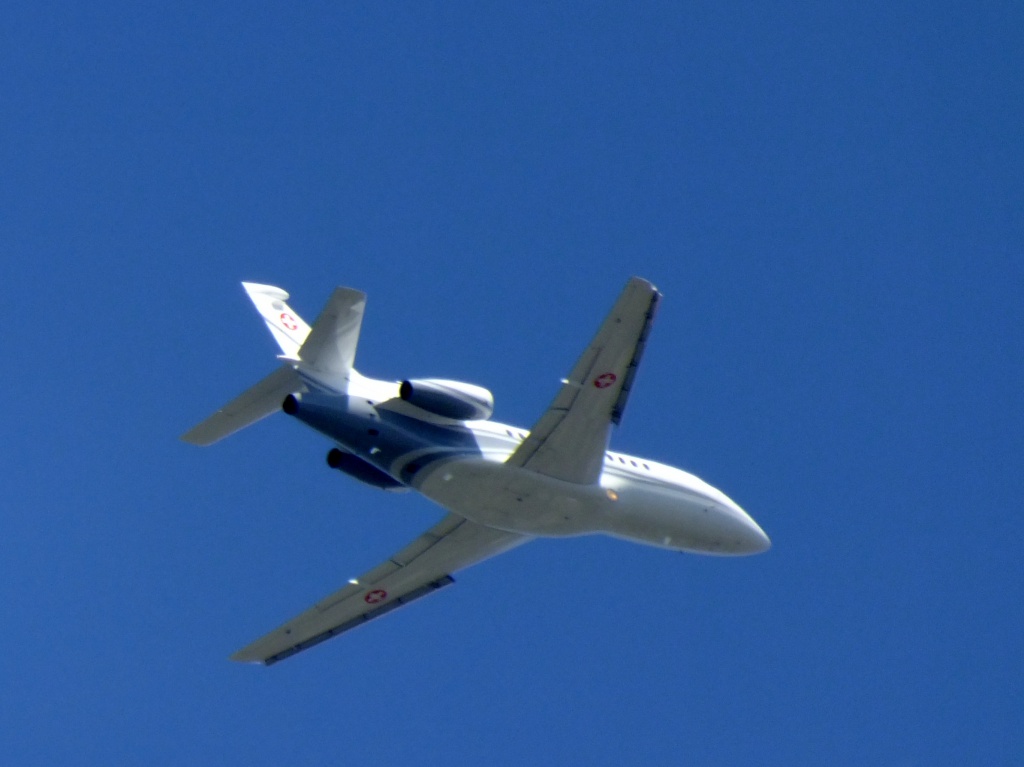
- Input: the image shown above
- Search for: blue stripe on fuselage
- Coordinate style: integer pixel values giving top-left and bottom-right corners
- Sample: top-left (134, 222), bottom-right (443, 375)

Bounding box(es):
top-left (288, 391), bottom-right (492, 485)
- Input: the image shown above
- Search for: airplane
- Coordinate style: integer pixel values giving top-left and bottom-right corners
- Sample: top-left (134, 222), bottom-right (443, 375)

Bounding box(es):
top-left (183, 277), bottom-right (770, 665)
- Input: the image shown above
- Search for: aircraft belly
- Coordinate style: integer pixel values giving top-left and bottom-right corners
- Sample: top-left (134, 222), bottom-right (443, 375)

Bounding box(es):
top-left (599, 478), bottom-right (765, 554)
top-left (417, 458), bottom-right (608, 537)
top-left (417, 458), bottom-right (763, 555)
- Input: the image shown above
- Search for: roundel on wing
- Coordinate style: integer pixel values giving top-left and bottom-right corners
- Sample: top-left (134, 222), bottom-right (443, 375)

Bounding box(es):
top-left (593, 372), bottom-right (617, 389)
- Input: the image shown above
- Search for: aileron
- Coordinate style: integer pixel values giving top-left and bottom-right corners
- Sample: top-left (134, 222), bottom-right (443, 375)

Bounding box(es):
top-left (231, 513), bottom-right (528, 664)
top-left (256, 577), bottom-right (455, 666)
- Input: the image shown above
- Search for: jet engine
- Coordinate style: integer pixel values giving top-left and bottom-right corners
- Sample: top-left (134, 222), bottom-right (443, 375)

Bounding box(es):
top-left (326, 448), bottom-right (406, 491)
top-left (398, 378), bottom-right (494, 421)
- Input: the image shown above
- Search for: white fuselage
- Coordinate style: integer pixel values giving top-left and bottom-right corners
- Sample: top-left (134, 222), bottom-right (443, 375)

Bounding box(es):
top-left (186, 278), bottom-right (772, 664)
top-left (296, 372), bottom-right (770, 557)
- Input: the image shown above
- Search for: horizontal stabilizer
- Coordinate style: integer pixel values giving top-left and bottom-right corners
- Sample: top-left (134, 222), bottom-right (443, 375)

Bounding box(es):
top-left (296, 287), bottom-right (367, 383)
top-left (181, 366), bottom-right (303, 446)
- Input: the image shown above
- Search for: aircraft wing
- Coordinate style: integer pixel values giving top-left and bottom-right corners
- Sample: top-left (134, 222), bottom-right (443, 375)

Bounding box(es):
top-left (231, 514), bottom-right (529, 665)
top-left (506, 277), bottom-right (661, 484)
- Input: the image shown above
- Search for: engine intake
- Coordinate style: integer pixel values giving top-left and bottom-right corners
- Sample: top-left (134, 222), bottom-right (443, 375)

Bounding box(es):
top-left (399, 378), bottom-right (494, 421)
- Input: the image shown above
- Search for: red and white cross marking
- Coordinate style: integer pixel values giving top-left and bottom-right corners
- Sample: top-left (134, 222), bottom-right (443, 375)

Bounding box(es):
top-left (593, 372), bottom-right (617, 389)
top-left (280, 312), bottom-right (299, 331)
top-left (364, 589), bottom-right (388, 605)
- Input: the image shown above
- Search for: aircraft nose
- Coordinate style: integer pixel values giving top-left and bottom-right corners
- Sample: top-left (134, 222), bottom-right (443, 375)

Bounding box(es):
top-left (734, 516), bottom-right (771, 554)
top-left (717, 499), bottom-right (771, 555)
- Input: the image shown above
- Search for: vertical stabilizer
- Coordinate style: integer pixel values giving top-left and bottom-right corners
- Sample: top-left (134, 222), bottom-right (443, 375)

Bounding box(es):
top-left (242, 282), bottom-right (312, 359)
top-left (182, 283), bottom-right (368, 446)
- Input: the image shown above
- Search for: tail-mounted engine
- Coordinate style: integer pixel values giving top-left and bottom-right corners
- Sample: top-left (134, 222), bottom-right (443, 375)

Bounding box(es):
top-left (398, 378), bottom-right (494, 421)
top-left (327, 448), bottom-right (406, 491)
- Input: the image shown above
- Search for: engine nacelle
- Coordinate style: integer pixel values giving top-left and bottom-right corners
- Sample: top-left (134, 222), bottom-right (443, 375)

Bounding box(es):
top-left (327, 448), bottom-right (406, 491)
top-left (398, 378), bottom-right (494, 421)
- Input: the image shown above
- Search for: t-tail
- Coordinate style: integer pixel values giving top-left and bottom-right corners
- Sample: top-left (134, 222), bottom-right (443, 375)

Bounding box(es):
top-left (181, 283), bottom-right (367, 446)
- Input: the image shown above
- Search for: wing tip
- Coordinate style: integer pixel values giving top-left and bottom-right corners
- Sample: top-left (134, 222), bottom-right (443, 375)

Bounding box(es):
top-left (229, 653), bottom-right (268, 666)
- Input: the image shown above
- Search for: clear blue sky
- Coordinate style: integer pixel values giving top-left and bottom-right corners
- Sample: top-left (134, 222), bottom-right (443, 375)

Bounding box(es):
top-left (3, 3), bottom-right (1021, 764)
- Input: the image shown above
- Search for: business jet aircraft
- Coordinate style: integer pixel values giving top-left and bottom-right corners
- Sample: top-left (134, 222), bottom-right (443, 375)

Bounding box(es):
top-left (183, 277), bottom-right (769, 665)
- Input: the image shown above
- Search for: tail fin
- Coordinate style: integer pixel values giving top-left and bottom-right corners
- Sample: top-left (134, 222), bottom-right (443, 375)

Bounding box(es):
top-left (182, 282), bottom-right (368, 446)
top-left (244, 281), bottom-right (366, 385)
top-left (242, 282), bottom-right (312, 360)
